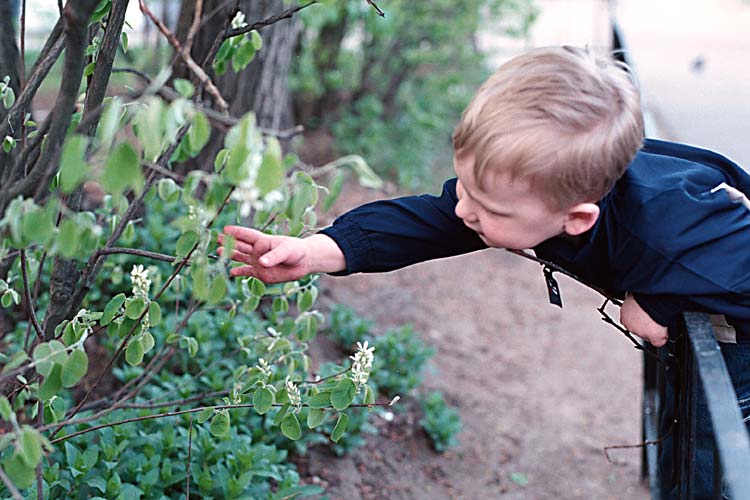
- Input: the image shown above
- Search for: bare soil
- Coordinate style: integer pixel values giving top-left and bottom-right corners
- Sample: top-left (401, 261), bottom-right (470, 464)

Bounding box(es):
top-left (302, 183), bottom-right (649, 500)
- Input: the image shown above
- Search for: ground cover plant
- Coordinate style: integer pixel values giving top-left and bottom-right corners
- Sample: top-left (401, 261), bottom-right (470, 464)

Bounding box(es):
top-left (0, 0), bottom-right (532, 497)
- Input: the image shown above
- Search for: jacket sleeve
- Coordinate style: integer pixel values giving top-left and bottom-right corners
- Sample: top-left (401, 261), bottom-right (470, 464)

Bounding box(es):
top-left (625, 186), bottom-right (750, 334)
top-left (319, 178), bottom-right (487, 274)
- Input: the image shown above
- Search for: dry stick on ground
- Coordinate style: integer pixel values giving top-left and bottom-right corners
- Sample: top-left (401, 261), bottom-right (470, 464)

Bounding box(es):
top-left (139, 0), bottom-right (229, 114)
top-left (49, 401), bottom-right (398, 445)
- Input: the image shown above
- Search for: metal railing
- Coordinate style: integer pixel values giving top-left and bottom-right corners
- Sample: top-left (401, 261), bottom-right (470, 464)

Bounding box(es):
top-left (611, 18), bottom-right (750, 500)
top-left (641, 313), bottom-right (750, 499)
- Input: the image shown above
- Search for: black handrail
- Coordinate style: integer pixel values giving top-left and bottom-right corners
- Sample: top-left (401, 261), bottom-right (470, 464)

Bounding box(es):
top-left (642, 313), bottom-right (750, 499)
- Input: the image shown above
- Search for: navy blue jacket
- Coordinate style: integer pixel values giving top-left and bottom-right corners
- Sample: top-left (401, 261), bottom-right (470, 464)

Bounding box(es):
top-left (320, 139), bottom-right (750, 342)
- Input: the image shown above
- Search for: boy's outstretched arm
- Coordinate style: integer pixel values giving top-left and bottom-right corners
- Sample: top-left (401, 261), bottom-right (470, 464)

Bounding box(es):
top-left (218, 226), bottom-right (346, 284)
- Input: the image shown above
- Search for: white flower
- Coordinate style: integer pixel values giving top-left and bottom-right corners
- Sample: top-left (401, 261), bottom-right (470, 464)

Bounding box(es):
top-left (257, 358), bottom-right (272, 378)
top-left (350, 340), bottom-right (375, 392)
top-left (285, 377), bottom-right (301, 412)
top-left (130, 264), bottom-right (151, 298)
top-left (231, 11), bottom-right (247, 29)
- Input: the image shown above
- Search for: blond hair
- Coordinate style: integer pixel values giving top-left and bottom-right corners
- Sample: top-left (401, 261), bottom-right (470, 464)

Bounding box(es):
top-left (452, 46), bottom-right (644, 210)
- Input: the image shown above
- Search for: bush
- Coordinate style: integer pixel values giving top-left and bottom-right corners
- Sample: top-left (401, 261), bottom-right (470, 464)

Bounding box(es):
top-left (420, 391), bottom-right (462, 452)
top-left (292, 0), bottom-right (538, 188)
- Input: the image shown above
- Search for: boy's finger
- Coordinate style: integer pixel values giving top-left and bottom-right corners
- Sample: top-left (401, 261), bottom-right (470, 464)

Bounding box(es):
top-left (229, 265), bottom-right (258, 278)
top-left (223, 225), bottom-right (267, 245)
top-left (230, 250), bottom-right (255, 266)
top-left (259, 244), bottom-right (293, 267)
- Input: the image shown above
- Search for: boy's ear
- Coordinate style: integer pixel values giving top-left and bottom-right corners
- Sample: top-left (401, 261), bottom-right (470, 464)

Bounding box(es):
top-left (563, 202), bottom-right (600, 236)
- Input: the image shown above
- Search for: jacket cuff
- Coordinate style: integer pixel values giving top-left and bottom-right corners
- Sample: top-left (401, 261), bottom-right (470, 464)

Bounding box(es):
top-left (318, 218), bottom-right (375, 275)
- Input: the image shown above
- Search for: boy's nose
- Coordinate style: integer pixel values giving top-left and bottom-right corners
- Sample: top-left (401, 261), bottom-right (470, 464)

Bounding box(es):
top-left (454, 198), bottom-right (477, 223)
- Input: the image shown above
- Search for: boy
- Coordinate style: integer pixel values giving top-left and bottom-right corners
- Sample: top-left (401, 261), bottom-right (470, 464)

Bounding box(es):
top-left (218, 46), bottom-right (750, 498)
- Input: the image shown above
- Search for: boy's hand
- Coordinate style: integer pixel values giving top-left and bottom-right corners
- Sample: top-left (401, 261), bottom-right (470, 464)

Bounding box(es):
top-left (620, 294), bottom-right (668, 347)
top-left (218, 226), bottom-right (345, 284)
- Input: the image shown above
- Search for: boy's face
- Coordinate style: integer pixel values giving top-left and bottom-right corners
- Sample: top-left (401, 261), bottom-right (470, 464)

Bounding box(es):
top-left (453, 155), bottom-right (571, 249)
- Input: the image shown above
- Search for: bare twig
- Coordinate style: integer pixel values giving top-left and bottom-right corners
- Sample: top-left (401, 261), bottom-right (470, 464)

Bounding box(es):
top-left (139, 0), bottom-right (229, 113)
top-left (366, 0), bottom-right (385, 17)
top-left (223, 1), bottom-right (318, 39)
top-left (0, 466), bottom-right (23, 500)
top-left (49, 400), bottom-right (398, 445)
top-left (19, 250), bottom-right (43, 339)
top-left (185, 0), bottom-right (204, 52)
top-left (603, 420), bottom-right (675, 463)
top-left (302, 365), bottom-right (351, 385)
top-left (186, 414), bottom-right (193, 499)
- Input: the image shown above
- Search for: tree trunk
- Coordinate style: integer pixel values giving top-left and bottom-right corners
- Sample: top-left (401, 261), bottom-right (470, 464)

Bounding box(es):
top-left (174, 0), bottom-right (301, 173)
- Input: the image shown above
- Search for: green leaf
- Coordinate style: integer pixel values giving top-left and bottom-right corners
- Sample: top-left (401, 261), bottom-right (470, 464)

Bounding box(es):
top-left (102, 142), bottom-right (143, 194)
top-left (187, 111), bottom-right (210, 156)
top-left (121, 31), bottom-right (129, 53)
top-left (124, 297), bottom-right (147, 319)
top-left (297, 289), bottom-right (314, 313)
top-left (190, 265), bottom-right (210, 301)
top-left (214, 149), bottom-right (229, 171)
top-left (157, 178), bottom-right (180, 202)
top-left (173, 78), bottom-right (194, 99)
top-left (96, 97), bottom-right (123, 150)
top-left (125, 338), bottom-right (144, 366)
top-left (57, 218), bottom-right (81, 258)
top-left (0, 396), bottom-right (11, 420)
top-left (33, 341), bottom-right (68, 377)
top-left (272, 296), bottom-right (289, 315)
top-left (101, 293), bottom-right (126, 325)
top-left (141, 331), bottom-right (155, 354)
top-left (38, 364), bottom-right (62, 401)
top-left (308, 391), bottom-right (331, 409)
top-left (209, 410), bottom-right (230, 437)
top-left (175, 231), bottom-right (200, 259)
top-left (273, 403), bottom-right (290, 426)
top-left (61, 349), bottom-right (88, 388)
top-left (256, 139), bottom-right (285, 196)
top-left (148, 301), bottom-right (161, 326)
top-left (3, 87), bottom-right (15, 109)
top-left (331, 413), bottom-right (349, 443)
top-left (280, 413), bottom-right (301, 440)
top-left (2, 453), bottom-right (36, 489)
top-left (206, 275), bottom-right (227, 305)
top-left (197, 407), bottom-right (214, 423)
top-left (231, 41), bottom-right (256, 72)
top-left (253, 387), bottom-right (274, 415)
top-left (295, 313), bottom-right (318, 342)
top-left (84, 61), bottom-right (96, 77)
top-left (250, 30), bottom-right (263, 50)
top-left (509, 472), bottom-right (529, 486)
top-left (58, 135), bottom-right (90, 194)
top-left (306, 408), bottom-right (326, 429)
top-left (186, 337), bottom-right (199, 357)
top-left (18, 427), bottom-right (43, 468)
top-left (331, 378), bottom-right (356, 411)
top-left (249, 277), bottom-right (266, 296)
top-left (1, 291), bottom-right (12, 308)
top-left (364, 384), bottom-right (376, 405)
top-left (22, 206), bottom-right (55, 246)
top-left (323, 170), bottom-right (345, 211)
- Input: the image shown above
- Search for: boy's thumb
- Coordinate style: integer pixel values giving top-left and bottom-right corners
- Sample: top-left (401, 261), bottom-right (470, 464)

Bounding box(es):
top-left (259, 245), bottom-right (291, 267)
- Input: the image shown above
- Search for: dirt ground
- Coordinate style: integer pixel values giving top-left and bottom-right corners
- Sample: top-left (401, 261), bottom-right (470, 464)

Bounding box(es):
top-left (302, 184), bottom-right (649, 500)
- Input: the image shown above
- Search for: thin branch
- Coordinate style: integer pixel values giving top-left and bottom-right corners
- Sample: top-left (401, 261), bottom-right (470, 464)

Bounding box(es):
top-left (223, 1), bottom-right (318, 39)
top-left (186, 414), bottom-right (193, 499)
top-left (185, 0), bottom-right (204, 52)
top-left (19, 250), bottom-right (43, 339)
top-left (139, 0), bottom-right (229, 113)
top-left (0, 465), bottom-right (23, 500)
top-left (366, 0), bottom-right (385, 17)
top-left (603, 420), bottom-right (674, 463)
top-left (49, 400), bottom-right (398, 444)
top-left (302, 365), bottom-right (351, 385)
